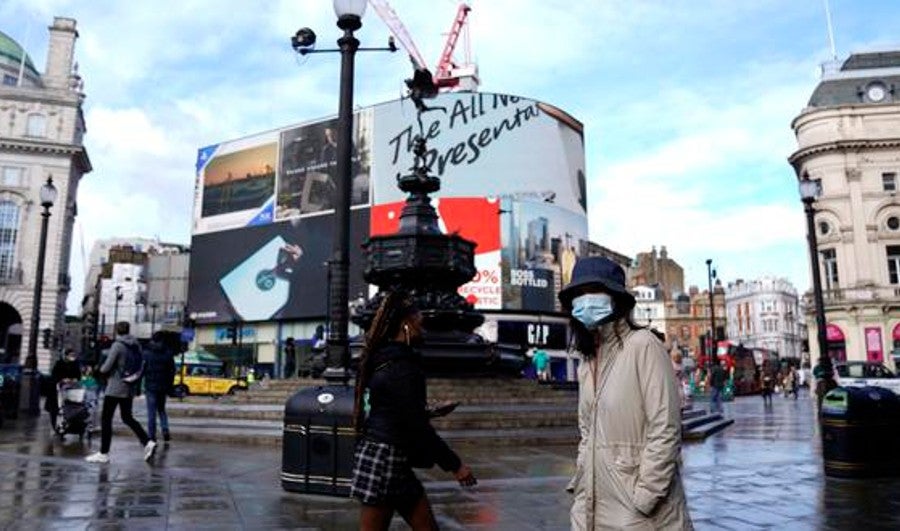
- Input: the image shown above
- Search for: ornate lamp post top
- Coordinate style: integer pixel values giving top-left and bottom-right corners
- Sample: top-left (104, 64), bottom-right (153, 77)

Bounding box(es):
top-left (39, 176), bottom-right (57, 208)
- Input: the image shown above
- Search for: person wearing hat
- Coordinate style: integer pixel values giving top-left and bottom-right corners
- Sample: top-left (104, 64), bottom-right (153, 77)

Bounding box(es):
top-left (560, 257), bottom-right (692, 530)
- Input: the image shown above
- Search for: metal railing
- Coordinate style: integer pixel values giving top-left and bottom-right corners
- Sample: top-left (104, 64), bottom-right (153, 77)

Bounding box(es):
top-left (805, 285), bottom-right (900, 306)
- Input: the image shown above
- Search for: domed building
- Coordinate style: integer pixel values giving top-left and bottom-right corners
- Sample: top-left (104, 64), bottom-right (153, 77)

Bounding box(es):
top-left (0, 31), bottom-right (43, 88)
top-left (0, 17), bottom-right (91, 388)
top-left (790, 51), bottom-right (900, 369)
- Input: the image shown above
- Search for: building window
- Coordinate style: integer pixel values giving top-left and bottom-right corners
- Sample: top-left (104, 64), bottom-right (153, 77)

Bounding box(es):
top-left (888, 246), bottom-right (900, 285)
top-left (889, 217), bottom-right (900, 231)
top-left (2, 74), bottom-right (16, 86)
top-left (0, 201), bottom-right (20, 280)
top-left (884, 173), bottom-right (898, 192)
top-left (26, 114), bottom-right (46, 137)
top-left (822, 248), bottom-right (839, 291)
top-left (819, 221), bottom-right (831, 235)
top-left (1, 167), bottom-right (25, 188)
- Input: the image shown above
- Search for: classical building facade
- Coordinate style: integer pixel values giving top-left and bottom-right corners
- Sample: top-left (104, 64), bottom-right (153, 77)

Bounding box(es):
top-left (0, 18), bottom-right (90, 368)
top-left (724, 277), bottom-right (804, 360)
top-left (632, 285), bottom-right (667, 337)
top-left (80, 240), bottom-right (188, 356)
top-left (664, 285), bottom-right (726, 360)
top-left (790, 51), bottom-right (900, 369)
top-left (627, 246), bottom-right (684, 300)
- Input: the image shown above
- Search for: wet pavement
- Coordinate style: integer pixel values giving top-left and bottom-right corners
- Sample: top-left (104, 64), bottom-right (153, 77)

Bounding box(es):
top-left (1, 390), bottom-right (899, 529)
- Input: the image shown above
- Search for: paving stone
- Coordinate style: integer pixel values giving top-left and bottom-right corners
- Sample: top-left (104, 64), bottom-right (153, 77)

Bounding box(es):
top-left (8, 519), bottom-right (91, 531)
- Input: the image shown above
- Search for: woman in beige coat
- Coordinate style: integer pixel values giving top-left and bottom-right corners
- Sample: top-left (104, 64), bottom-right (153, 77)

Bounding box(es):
top-left (560, 257), bottom-right (692, 530)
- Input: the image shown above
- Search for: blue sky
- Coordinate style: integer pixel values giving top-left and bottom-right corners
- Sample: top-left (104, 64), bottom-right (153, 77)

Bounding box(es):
top-left (2, 0), bottom-right (899, 314)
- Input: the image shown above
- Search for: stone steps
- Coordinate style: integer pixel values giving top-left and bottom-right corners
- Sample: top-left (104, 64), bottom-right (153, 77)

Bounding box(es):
top-left (180, 379), bottom-right (577, 406)
top-left (684, 418), bottom-right (735, 441)
top-left (129, 380), bottom-right (732, 446)
top-left (164, 402), bottom-right (578, 430)
top-left (681, 408), bottom-right (736, 441)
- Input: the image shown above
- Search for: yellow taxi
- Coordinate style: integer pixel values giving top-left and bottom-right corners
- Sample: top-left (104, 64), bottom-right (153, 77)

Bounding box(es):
top-left (171, 350), bottom-right (247, 397)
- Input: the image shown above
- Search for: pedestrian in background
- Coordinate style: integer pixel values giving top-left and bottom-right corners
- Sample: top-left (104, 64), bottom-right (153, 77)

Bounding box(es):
top-left (760, 362), bottom-right (774, 406)
top-left (560, 257), bottom-right (692, 530)
top-left (350, 291), bottom-right (476, 530)
top-left (533, 347), bottom-right (551, 382)
top-left (46, 348), bottom-right (82, 428)
top-left (143, 330), bottom-right (177, 443)
top-left (710, 360), bottom-right (728, 413)
top-left (671, 348), bottom-right (687, 408)
top-left (85, 322), bottom-right (155, 464)
top-left (786, 366), bottom-right (799, 400)
top-left (283, 337), bottom-right (296, 379)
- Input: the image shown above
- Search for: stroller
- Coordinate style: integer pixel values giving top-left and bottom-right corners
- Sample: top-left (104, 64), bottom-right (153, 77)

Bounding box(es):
top-left (53, 383), bottom-right (98, 441)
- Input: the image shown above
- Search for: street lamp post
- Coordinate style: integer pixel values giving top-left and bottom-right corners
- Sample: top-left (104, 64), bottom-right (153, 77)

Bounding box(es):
top-left (281, 2), bottom-right (396, 497)
top-left (800, 176), bottom-right (835, 408)
top-left (20, 176), bottom-right (57, 413)
top-left (706, 259), bottom-right (717, 372)
top-left (291, 0), bottom-right (393, 382)
top-left (150, 302), bottom-right (158, 335)
top-left (323, 0), bottom-right (364, 382)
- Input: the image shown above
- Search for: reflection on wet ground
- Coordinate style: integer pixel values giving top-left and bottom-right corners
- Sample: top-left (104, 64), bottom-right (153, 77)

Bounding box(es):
top-left (0, 391), bottom-right (899, 529)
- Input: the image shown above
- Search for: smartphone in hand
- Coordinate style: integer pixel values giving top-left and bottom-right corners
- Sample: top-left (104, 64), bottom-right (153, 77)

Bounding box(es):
top-left (427, 400), bottom-right (460, 418)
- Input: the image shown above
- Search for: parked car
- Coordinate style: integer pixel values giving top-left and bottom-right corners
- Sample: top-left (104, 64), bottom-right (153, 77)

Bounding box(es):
top-left (834, 361), bottom-right (900, 394)
top-left (834, 361), bottom-right (895, 379)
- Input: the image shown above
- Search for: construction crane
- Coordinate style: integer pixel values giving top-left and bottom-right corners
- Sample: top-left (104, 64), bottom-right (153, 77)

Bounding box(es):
top-left (433, 3), bottom-right (477, 90)
top-left (368, 0), bottom-right (479, 92)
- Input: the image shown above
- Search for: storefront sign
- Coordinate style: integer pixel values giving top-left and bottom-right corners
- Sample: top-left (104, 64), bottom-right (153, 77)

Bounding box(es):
top-left (865, 327), bottom-right (883, 363)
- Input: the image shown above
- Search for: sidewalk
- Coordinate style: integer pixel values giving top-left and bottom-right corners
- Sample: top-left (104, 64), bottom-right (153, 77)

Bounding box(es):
top-left (0, 391), bottom-right (898, 529)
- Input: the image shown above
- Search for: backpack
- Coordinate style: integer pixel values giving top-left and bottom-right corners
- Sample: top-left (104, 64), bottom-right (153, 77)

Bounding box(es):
top-left (118, 341), bottom-right (144, 384)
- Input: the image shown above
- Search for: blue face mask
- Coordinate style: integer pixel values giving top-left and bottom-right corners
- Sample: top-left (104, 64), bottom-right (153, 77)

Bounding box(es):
top-left (571, 293), bottom-right (615, 329)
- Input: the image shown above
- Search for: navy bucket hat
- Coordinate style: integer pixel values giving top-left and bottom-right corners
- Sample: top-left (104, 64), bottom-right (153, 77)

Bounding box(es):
top-left (558, 256), bottom-right (635, 309)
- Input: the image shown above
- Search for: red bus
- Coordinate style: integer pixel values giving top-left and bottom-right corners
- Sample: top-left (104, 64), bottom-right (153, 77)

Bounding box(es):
top-left (716, 341), bottom-right (764, 396)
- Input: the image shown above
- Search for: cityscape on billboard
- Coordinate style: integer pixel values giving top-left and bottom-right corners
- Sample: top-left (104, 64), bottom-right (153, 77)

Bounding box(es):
top-left (201, 142), bottom-right (276, 218)
top-left (501, 198), bottom-right (589, 313)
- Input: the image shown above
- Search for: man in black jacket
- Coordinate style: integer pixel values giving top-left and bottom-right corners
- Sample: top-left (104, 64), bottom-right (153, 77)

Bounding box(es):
top-left (143, 331), bottom-right (177, 443)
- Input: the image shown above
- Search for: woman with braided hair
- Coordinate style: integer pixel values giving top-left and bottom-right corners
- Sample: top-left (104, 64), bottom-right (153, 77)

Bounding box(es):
top-left (350, 291), bottom-right (476, 530)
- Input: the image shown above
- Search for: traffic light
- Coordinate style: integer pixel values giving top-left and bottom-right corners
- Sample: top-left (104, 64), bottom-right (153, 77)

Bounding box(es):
top-left (226, 323), bottom-right (238, 346)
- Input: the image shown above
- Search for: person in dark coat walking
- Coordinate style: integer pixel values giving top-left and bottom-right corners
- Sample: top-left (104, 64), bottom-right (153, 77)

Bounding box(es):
top-left (283, 337), bottom-right (296, 379)
top-left (710, 360), bottom-right (728, 413)
top-left (350, 291), bottom-right (476, 530)
top-left (143, 331), bottom-right (177, 443)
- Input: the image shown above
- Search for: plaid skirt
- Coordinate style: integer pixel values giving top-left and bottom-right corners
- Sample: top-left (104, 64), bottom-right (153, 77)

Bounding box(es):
top-left (349, 438), bottom-right (424, 507)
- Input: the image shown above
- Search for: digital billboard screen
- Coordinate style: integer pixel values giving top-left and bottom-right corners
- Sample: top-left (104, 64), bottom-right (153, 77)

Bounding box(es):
top-left (276, 114), bottom-right (372, 220)
top-left (188, 209), bottom-right (369, 324)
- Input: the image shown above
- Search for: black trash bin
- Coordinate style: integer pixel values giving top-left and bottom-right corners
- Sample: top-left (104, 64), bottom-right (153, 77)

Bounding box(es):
top-left (0, 364), bottom-right (22, 420)
top-left (821, 385), bottom-right (900, 478)
top-left (281, 383), bottom-right (356, 496)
